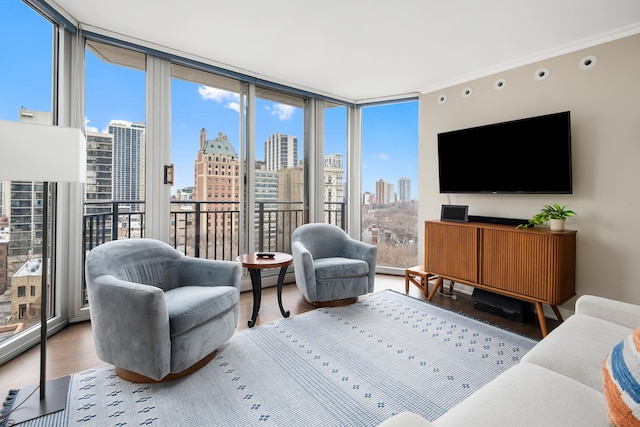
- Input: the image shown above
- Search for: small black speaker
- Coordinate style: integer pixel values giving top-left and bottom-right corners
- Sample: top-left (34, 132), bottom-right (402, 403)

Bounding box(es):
top-left (441, 205), bottom-right (468, 223)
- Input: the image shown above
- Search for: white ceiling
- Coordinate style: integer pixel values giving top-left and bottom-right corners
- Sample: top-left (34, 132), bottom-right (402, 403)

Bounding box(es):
top-left (51, 0), bottom-right (640, 102)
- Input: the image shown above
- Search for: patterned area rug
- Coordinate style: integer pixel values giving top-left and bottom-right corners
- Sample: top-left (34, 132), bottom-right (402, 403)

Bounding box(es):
top-left (14, 290), bottom-right (538, 426)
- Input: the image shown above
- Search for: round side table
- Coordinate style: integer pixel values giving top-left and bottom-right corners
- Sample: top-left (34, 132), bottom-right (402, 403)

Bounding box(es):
top-left (237, 252), bottom-right (292, 327)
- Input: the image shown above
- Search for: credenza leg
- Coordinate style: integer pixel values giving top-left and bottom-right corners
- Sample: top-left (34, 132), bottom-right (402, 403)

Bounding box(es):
top-left (427, 276), bottom-right (443, 301)
top-left (534, 302), bottom-right (549, 337)
top-left (550, 305), bottom-right (564, 323)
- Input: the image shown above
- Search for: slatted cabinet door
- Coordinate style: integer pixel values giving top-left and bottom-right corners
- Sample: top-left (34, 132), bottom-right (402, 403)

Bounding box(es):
top-left (480, 227), bottom-right (576, 304)
top-left (425, 221), bottom-right (478, 284)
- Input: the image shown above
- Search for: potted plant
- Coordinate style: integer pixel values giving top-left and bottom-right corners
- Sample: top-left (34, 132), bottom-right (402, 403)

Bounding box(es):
top-left (517, 203), bottom-right (576, 231)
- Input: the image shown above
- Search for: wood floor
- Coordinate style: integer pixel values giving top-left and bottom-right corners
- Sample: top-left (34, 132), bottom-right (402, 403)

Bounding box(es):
top-left (0, 274), bottom-right (558, 399)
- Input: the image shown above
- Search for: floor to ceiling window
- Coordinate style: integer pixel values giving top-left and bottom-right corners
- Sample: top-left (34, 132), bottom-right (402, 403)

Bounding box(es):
top-left (361, 100), bottom-right (419, 270)
top-left (82, 41), bottom-right (146, 306)
top-left (0, 0), bottom-right (55, 350)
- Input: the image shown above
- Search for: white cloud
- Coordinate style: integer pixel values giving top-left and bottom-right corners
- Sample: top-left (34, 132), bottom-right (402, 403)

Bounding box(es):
top-left (84, 117), bottom-right (98, 133)
top-left (227, 101), bottom-right (240, 113)
top-left (198, 85), bottom-right (239, 111)
top-left (378, 153), bottom-right (390, 160)
top-left (108, 119), bottom-right (133, 127)
top-left (266, 103), bottom-right (295, 120)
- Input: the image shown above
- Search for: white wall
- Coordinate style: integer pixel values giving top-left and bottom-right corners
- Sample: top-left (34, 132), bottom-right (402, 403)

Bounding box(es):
top-left (418, 33), bottom-right (640, 308)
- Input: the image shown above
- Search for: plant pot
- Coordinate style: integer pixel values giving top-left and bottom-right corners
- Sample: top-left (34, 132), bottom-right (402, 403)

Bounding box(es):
top-left (549, 219), bottom-right (565, 231)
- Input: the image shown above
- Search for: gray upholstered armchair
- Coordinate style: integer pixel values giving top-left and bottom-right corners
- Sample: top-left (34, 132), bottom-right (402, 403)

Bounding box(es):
top-left (291, 223), bottom-right (377, 306)
top-left (85, 238), bottom-right (241, 382)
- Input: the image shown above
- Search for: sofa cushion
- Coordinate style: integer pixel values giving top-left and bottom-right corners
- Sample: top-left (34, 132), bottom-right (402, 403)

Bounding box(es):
top-left (521, 313), bottom-right (633, 391)
top-left (602, 325), bottom-right (640, 426)
top-left (314, 257), bottom-right (369, 279)
top-left (432, 362), bottom-right (609, 427)
top-left (164, 285), bottom-right (239, 336)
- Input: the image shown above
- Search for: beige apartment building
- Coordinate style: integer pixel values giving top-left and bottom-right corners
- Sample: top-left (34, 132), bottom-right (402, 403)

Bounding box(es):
top-left (10, 258), bottom-right (42, 322)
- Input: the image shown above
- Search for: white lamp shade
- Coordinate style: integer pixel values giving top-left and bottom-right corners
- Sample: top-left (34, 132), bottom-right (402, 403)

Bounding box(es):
top-left (0, 120), bottom-right (86, 183)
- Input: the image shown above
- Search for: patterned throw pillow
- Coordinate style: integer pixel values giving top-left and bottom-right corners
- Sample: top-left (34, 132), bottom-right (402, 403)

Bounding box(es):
top-left (602, 326), bottom-right (640, 427)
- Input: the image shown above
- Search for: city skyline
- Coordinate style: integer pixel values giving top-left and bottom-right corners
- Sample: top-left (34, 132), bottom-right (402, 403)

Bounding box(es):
top-left (85, 115), bottom-right (416, 202)
top-left (91, 121), bottom-right (412, 203)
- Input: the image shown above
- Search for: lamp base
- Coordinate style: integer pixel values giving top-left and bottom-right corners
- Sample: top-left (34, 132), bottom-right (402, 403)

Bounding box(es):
top-left (10, 375), bottom-right (70, 424)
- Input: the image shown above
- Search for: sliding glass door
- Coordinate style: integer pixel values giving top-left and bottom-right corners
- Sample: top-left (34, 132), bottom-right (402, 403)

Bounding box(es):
top-left (253, 88), bottom-right (305, 255)
top-left (323, 103), bottom-right (347, 227)
top-left (83, 41), bottom-right (146, 307)
top-left (170, 65), bottom-right (242, 260)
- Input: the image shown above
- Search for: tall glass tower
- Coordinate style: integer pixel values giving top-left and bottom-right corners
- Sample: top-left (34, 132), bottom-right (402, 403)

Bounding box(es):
top-left (398, 177), bottom-right (411, 203)
top-left (108, 121), bottom-right (145, 206)
top-left (264, 133), bottom-right (298, 171)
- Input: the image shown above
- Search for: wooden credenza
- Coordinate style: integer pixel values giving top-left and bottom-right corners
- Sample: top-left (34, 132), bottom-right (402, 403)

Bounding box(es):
top-left (424, 220), bottom-right (576, 336)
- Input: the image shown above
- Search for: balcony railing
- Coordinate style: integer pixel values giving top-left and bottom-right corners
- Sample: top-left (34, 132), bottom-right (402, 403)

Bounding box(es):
top-left (83, 200), bottom-right (345, 257)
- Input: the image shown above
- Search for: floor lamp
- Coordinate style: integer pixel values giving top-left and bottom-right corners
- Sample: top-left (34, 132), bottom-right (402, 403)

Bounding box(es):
top-left (0, 120), bottom-right (86, 423)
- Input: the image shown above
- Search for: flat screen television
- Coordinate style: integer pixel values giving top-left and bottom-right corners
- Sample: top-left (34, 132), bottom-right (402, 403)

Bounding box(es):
top-left (437, 111), bottom-right (572, 194)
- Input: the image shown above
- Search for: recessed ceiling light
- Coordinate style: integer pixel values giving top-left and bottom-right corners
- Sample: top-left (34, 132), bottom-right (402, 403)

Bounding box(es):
top-left (494, 78), bottom-right (507, 90)
top-left (438, 94), bottom-right (447, 104)
top-left (534, 67), bottom-right (549, 81)
top-left (462, 87), bottom-right (472, 98)
top-left (579, 55), bottom-right (597, 70)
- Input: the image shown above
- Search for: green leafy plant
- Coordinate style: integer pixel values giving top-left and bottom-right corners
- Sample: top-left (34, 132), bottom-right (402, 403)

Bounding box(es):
top-left (516, 203), bottom-right (576, 229)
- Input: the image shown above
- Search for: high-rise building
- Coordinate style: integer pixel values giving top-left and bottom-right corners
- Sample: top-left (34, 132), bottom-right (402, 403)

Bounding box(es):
top-left (398, 177), bottom-right (411, 203)
top-left (109, 120), bottom-right (145, 205)
top-left (375, 179), bottom-right (394, 205)
top-left (255, 161), bottom-right (278, 204)
top-left (0, 218), bottom-right (8, 293)
top-left (174, 187), bottom-right (194, 201)
top-left (254, 161), bottom-right (278, 248)
top-left (324, 153), bottom-right (342, 169)
top-left (324, 154), bottom-right (345, 226)
top-left (85, 132), bottom-right (114, 215)
top-left (277, 165), bottom-right (304, 253)
top-left (194, 129), bottom-right (240, 203)
top-left (0, 182), bottom-right (7, 218)
top-left (324, 154), bottom-right (345, 214)
top-left (277, 166), bottom-right (304, 204)
top-left (265, 133), bottom-right (298, 171)
top-left (193, 129), bottom-right (241, 246)
top-left (362, 192), bottom-right (373, 206)
top-left (324, 154), bottom-right (344, 203)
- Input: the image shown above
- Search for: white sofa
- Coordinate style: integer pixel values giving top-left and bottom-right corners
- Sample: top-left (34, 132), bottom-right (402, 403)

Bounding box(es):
top-left (380, 295), bottom-right (640, 427)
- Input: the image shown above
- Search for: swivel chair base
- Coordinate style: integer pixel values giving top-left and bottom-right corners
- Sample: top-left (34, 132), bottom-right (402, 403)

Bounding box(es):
top-left (115, 350), bottom-right (217, 383)
top-left (304, 295), bottom-right (358, 307)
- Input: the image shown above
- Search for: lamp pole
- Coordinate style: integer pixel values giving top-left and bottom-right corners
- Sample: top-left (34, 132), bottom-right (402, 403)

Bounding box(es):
top-left (39, 181), bottom-right (49, 401)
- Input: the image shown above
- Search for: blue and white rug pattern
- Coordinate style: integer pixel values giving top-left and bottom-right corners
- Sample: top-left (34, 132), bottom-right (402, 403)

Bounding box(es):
top-left (55, 290), bottom-right (536, 426)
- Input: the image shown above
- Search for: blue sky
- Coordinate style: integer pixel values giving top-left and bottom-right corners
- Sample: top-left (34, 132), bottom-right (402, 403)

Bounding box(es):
top-left (1, 0), bottom-right (418, 199)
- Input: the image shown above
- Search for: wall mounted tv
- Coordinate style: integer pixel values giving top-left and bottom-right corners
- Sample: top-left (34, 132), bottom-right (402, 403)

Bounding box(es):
top-left (437, 111), bottom-right (572, 194)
